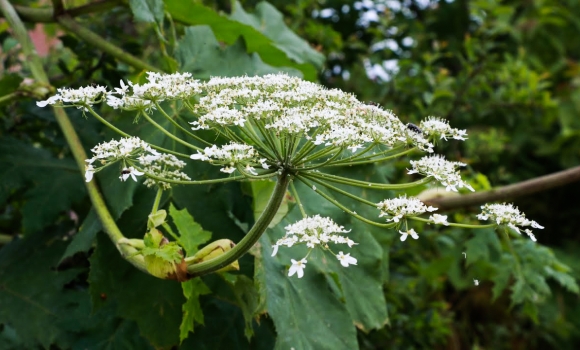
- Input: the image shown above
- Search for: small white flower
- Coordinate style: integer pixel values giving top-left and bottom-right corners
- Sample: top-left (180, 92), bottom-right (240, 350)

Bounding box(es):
top-left (473, 279), bottom-right (479, 286)
top-left (336, 252), bottom-right (357, 267)
top-left (408, 155), bottom-right (474, 192)
top-left (399, 229), bottom-right (419, 241)
top-left (377, 195), bottom-right (437, 222)
top-left (85, 164), bottom-right (95, 182)
top-left (288, 258), bottom-right (307, 278)
top-left (429, 214), bottom-right (449, 226)
top-left (120, 167), bottom-right (144, 182)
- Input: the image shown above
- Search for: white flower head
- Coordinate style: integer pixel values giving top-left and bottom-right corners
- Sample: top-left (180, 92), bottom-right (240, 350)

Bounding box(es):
top-left (84, 136), bottom-right (189, 188)
top-left (37, 85), bottom-right (107, 110)
top-left (399, 229), bottom-right (419, 241)
top-left (336, 251), bottom-right (357, 267)
top-left (474, 279), bottom-right (479, 286)
top-left (376, 195), bottom-right (437, 222)
top-left (190, 142), bottom-right (264, 175)
top-left (477, 203), bottom-right (543, 241)
top-left (288, 258), bottom-right (307, 278)
top-left (273, 215), bottom-right (357, 277)
top-left (106, 72), bottom-right (201, 110)
top-left (420, 116), bottom-right (468, 141)
top-left (408, 155), bottom-right (474, 192)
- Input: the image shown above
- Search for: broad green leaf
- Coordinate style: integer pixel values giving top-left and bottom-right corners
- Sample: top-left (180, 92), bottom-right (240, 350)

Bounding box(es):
top-left (230, 1), bottom-right (325, 68)
top-left (246, 180), bottom-right (294, 228)
top-left (165, 0), bottom-right (319, 80)
top-left (176, 26), bottom-right (302, 79)
top-left (255, 169), bottom-right (390, 348)
top-left (0, 229), bottom-right (83, 348)
top-left (221, 274), bottom-right (261, 340)
top-left (89, 230), bottom-right (184, 347)
top-left (59, 208), bottom-right (101, 263)
top-left (179, 298), bottom-right (276, 349)
top-left (0, 74), bottom-right (23, 105)
top-left (129, 0), bottom-right (164, 24)
top-left (256, 240), bottom-right (358, 350)
top-left (0, 137), bottom-right (85, 234)
top-left (169, 202), bottom-right (212, 256)
top-left (179, 278), bottom-right (211, 342)
top-left (0, 228), bottom-right (153, 349)
top-left (464, 229), bottom-right (502, 266)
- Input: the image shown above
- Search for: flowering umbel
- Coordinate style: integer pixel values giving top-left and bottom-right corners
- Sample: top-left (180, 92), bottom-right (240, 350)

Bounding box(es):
top-left (36, 72), bottom-right (545, 280)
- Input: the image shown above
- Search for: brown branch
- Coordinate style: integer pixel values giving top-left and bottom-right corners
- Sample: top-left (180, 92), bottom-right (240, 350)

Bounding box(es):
top-left (424, 165), bottom-right (580, 211)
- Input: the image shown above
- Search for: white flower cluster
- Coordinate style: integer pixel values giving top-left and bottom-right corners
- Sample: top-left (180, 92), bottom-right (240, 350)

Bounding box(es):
top-left (376, 195), bottom-right (437, 223)
top-left (271, 215), bottom-right (358, 278)
top-left (408, 155), bottom-right (475, 192)
top-left (420, 116), bottom-right (468, 141)
top-left (36, 85), bottom-right (107, 110)
top-left (190, 142), bottom-right (269, 174)
top-left (190, 74), bottom-right (434, 153)
top-left (477, 203), bottom-right (543, 241)
top-left (85, 136), bottom-right (189, 187)
top-left (139, 153), bottom-right (191, 189)
top-left (107, 72), bottom-right (201, 110)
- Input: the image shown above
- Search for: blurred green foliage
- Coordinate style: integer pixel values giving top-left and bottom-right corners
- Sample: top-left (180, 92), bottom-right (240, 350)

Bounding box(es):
top-left (1, 0), bottom-right (579, 349)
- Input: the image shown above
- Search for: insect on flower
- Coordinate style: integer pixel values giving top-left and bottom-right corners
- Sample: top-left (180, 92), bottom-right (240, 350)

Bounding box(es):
top-left (406, 123), bottom-right (422, 134)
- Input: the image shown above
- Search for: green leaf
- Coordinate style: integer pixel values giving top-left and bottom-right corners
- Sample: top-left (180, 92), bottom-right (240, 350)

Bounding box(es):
top-left (246, 180), bottom-right (293, 228)
top-left (142, 242), bottom-right (183, 262)
top-left (0, 74), bottom-right (23, 105)
top-left (165, 0), bottom-right (319, 80)
top-left (176, 26), bottom-right (302, 79)
top-left (89, 233), bottom-right (184, 348)
top-left (179, 278), bottom-right (211, 343)
top-left (0, 228), bottom-right (84, 348)
top-left (169, 203), bottom-right (212, 257)
top-left (59, 208), bottom-right (101, 263)
top-left (129, 0), bottom-right (164, 24)
top-left (256, 241), bottom-right (358, 350)
top-left (255, 173), bottom-right (389, 348)
top-left (229, 1), bottom-right (325, 69)
top-left (0, 137), bottom-right (85, 234)
top-left (464, 229), bottom-right (502, 265)
top-left (222, 274), bottom-right (261, 340)
top-left (148, 209), bottom-right (167, 229)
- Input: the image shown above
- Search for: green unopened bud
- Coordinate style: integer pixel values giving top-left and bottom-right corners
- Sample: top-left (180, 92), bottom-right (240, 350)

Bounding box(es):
top-left (148, 209), bottom-right (167, 229)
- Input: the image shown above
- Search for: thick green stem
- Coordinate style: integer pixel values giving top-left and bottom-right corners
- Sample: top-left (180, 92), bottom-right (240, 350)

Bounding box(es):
top-left (187, 171), bottom-right (292, 276)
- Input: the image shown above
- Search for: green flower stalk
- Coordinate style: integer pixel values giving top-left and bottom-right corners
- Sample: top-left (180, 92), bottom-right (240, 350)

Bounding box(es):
top-left (37, 72), bottom-right (543, 279)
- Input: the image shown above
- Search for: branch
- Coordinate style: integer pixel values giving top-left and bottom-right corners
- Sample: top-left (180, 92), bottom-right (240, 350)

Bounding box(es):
top-left (56, 15), bottom-right (161, 73)
top-left (13, 0), bottom-right (122, 23)
top-left (424, 166), bottom-right (580, 211)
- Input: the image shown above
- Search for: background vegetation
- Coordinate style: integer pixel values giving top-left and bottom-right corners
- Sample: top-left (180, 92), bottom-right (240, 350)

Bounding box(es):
top-left (1, 0), bottom-right (579, 349)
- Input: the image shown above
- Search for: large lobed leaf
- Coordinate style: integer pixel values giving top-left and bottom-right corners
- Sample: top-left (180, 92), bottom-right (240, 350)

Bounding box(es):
top-left (253, 164), bottom-right (391, 349)
top-left (165, 0), bottom-right (323, 80)
top-left (0, 137), bottom-right (86, 234)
